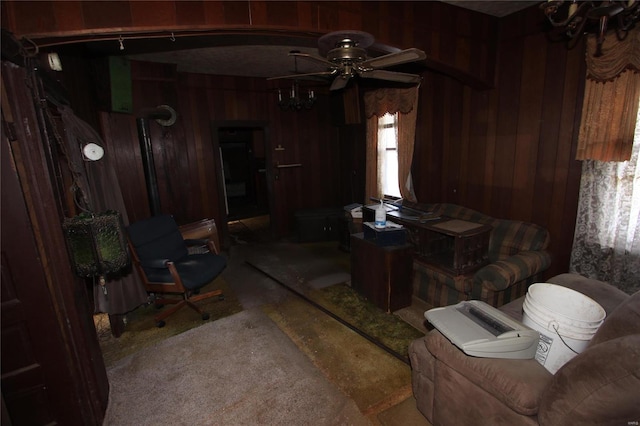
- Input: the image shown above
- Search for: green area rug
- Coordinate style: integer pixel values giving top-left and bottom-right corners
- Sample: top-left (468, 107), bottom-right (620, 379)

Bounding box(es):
top-left (307, 283), bottom-right (423, 360)
top-left (246, 241), bottom-right (424, 363)
top-left (96, 276), bottom-right (243, 367)
top-left (262, 297), bottom-right (414, 417)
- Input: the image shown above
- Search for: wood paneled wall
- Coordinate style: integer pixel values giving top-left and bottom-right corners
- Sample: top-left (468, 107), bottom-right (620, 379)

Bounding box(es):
top-left (412, 7), bottom-right (585, 278)
top-left (93, 60), bottom-right (340, 242)
top-left (5, 1), bottom-right (585, 275)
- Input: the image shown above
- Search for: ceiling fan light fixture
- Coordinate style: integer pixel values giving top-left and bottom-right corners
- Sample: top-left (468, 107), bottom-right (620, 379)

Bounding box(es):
top-left (268, 30), bottom-right (425, 91)
top-left (275, 51), bottom-right (317, 112)
top-left (277, 80), bottom-right (315, 111)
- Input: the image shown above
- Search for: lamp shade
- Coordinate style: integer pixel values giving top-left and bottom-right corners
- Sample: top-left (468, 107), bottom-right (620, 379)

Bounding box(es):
top-left (63, 210), bottom-right (130, 278)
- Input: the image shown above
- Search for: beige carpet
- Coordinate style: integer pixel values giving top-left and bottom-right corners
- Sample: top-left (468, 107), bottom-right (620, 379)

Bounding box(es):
top-left (97, 276), bottom-right (243, 367)
top-left (101, 239), bottom-right (433, 425)
top-left (103, 309), bottom-right (369, 425)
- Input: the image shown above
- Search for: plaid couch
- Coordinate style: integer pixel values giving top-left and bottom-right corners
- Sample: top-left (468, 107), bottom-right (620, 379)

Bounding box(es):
top-left (410, 203), bottom-right (551, 308)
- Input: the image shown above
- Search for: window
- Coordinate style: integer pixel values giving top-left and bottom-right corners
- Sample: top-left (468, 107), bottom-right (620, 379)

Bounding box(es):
top-left (364, 87), bottom-right (419, 204)
top-left (377, 112), bottom-right (400, 198)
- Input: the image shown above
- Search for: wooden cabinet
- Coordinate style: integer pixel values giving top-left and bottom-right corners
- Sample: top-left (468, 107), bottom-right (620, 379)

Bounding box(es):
top-left (350, 233), bottom-right (413, 313)
top-left (294, 208), bottom-right (343, 242)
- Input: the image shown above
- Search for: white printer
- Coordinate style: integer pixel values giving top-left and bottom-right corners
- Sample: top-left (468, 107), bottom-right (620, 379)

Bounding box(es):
top-left (425, 300), bottom-right (539, 359)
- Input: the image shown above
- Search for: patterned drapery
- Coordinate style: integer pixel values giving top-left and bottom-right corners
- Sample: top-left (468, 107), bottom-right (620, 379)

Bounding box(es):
top-left (571, 27), bottom-right (640, 294)
top-left (364, 87), bottom-right (419, 203)
top-left (571, 104), bottom-right (640, 295)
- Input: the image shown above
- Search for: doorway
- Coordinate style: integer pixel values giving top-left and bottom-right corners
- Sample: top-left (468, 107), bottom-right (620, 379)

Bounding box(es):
top-left (218, 127), bottom-right (268, 220)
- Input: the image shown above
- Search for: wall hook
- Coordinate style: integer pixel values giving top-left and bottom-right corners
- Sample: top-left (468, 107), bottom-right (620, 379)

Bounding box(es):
top-left (170, 32), bottom-right (176, 42)
top-left (118, 35), bottom-right (125, 51)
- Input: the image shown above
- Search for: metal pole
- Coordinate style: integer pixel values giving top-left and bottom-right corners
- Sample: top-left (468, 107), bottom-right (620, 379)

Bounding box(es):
top-left (136, 117), bottom-right (161, 216)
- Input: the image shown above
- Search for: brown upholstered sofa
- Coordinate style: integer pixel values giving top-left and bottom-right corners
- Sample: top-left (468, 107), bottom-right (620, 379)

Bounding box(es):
top-left (408, 273), bottom-right (640, 425)
top-left (408, 203), bottom-right (551, 309)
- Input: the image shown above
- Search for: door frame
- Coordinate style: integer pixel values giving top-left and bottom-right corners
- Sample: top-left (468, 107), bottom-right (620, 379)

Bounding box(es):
top-left (211, 120), bottom-right (273, 245)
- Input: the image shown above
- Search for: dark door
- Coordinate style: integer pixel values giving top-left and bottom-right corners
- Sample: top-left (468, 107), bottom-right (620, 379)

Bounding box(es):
top-left (1, 62), bottom-right (107, 425)
top-left (1, 136), bottom-right (77, 424)
top-left (219, 127), bottom-right (269, 220)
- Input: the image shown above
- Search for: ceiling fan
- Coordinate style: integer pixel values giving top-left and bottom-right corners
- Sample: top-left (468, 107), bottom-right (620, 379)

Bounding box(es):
top-left (267, 30), bottom-right (427, 91)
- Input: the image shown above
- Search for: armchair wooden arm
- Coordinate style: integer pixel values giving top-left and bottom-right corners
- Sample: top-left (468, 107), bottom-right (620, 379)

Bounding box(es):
top-left (179, 218), bottom-right (221, 254)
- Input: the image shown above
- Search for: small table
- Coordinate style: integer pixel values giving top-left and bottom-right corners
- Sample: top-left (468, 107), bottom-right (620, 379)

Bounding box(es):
top-left (350, 233), bottom-right (413, 313)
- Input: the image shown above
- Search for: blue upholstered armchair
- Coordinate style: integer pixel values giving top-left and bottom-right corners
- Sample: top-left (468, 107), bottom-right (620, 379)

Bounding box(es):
top-left (127, 215), bottom-right (227, 327)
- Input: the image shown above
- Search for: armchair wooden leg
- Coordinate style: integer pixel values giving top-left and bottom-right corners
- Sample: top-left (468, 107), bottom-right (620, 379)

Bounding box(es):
top-left (184, 289), bottom-right (224, 321)
top-left (152, 289), bottom-right (225, 327)
top-left (153, 300), bottom-right (188, 327)
top-left (185, 300), bottom-right (210, 320)
top-left (188, 289), bottom-right (223, 303)
top-left (153, 297), bottom-right (182, 308)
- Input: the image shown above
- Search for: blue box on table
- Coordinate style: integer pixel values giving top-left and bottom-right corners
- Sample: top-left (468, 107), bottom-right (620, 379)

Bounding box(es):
top-left (363, 222), bottom-right (407, 246)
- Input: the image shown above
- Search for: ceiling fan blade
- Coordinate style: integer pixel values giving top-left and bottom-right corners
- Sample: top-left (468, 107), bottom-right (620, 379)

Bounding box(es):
top-left (360, 48), bottom-right (426, 69)
top-left (330, 75), bottom-right (350, 91)
top-left (267, 71), bottom-right (336, 81)
top-left (359, 69), bottom-right (422, 84)
top-left (290, 52), bottom-right (337, 68)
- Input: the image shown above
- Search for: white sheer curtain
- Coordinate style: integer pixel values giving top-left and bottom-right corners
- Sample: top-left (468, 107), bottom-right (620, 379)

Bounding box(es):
top-left (570, 100), bottom-right (640, 294)
top-left (378, 113), bottom-right (401, 198)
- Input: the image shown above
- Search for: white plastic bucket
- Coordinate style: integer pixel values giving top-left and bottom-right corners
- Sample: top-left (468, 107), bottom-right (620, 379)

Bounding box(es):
top-left (522, 298), bottom-right (601, 335)
top-left (526, 283), bottom-right (605, 328)
top-left (522, 283), bottom-right (606, 374)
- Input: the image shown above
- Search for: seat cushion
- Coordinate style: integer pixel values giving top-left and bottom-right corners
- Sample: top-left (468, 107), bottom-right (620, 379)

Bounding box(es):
top-left (143, 253), bottom-right (227, 290)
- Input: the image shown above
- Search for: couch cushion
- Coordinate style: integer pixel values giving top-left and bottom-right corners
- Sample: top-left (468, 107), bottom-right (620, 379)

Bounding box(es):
top-left (424, 331), bottom-right (552, 416)
top-left (412, 202), bottom-right (550, 261)
top-left (438, 204), bottom-right (492, 224)
top-left (538, 334), bottom-right (640, 426)
top-left (474, 251), bottom-right (552, 292)
top-left (488, 220), bottom-right (550, 261)
top-left (589, 290), bottom-right (640, 347)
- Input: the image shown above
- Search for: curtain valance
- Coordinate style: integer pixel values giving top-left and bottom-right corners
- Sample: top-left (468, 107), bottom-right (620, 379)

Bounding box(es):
top-left (364, 87), bottom-right (418, 118)
top-left (364, 86), bottom-right (419, 203)
top-left (577, 27), bottom-right (640, 161)
top-left (586, 27), bottom-right (640, 82)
